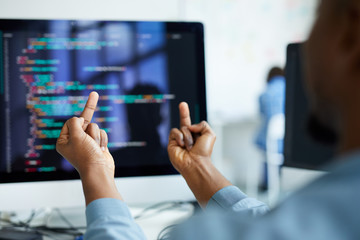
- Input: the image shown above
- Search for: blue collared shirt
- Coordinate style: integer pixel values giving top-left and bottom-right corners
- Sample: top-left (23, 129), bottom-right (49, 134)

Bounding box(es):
top-left (255, 76), bottom-right (286, 152)
top-left (85, 151), bottom-right (360, 240)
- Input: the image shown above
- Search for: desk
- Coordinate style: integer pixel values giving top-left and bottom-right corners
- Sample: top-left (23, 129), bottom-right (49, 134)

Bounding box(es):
top-left (1, 203), bottom-right (194, 240)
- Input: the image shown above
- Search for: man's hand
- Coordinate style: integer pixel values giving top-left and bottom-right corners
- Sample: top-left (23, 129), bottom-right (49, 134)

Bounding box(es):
top-left (56, 91), bottom-right (114, 175)
top-left (168, 102), bottom-right (216, 174)
top-left (56, 91), bottom-right (122, 205)
top-left (168, 103), bottom-right (232, 207)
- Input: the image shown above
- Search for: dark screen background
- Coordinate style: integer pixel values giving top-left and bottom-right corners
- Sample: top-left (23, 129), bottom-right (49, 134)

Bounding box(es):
top-left (0, 20), bottom-right (206, 183)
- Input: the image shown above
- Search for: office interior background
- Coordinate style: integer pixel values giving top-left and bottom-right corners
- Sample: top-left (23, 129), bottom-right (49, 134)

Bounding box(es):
top-left (0, 0), bottom-right (321, 202)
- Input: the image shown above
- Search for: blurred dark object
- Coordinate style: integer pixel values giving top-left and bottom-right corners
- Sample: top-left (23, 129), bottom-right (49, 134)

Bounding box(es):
top-left (0, 228), bottom-right (42, 240)
top-left (284, 43), bottom-right (335, 170)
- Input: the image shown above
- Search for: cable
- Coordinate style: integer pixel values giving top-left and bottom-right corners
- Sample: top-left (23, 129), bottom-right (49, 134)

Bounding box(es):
top-left (1, 201), bottom-right (195, 238)
top-left (155, 201), bottom-right (200, 240)
top-left (21, 208), bottom-right (46, 228)
top-left (157, 224), bottom-right (178, 240)
top-left (134, 201), bottom-right (192, 220)
top-left (133, 201), bottom-right (194, 240)
top-left (53, 208), bottom-right (78, 231)
top-left (0, 208), bottom-right (85, 238)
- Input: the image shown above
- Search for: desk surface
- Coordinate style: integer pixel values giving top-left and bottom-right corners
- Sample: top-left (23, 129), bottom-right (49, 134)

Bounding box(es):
top-left (1, 203), bottom-right (194, 240)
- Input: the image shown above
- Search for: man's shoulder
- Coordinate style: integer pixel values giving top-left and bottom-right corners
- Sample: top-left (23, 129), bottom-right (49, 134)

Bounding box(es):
top-left (290, 152), bottom-right (360, 205)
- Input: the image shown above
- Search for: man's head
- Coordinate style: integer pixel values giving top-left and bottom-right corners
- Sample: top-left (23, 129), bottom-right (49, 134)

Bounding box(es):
top-left (267, 67), bottom-right (284, 83)
top-left (306, 0), bottom-right (360, 149)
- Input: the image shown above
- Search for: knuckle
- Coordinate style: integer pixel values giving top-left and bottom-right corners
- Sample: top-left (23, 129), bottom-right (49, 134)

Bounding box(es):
top-left (69, 117), bottom-right (77, 123)
top-left (89, 123), bottom-right (99, 131)
top-left (66, 117), bottom-right (77, 127)
top-left (85, 104), bottom-right (96, 110)
top-left (170, 128), bottom-right (178, 133)
top-left (101, 129), bottom-right (108, 138)
top-left (100, 130), bottom-right (108, 143)
top-left (169, 129), bottom-right (177, 137)
top-left (180, 126), bottom-right (189, 132)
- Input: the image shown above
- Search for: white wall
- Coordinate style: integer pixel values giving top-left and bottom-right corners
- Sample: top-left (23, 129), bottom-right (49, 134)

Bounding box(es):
top-left (183, 0), bottom-right (318, 122)
top-left (0, 0), bottom-right (181, 20)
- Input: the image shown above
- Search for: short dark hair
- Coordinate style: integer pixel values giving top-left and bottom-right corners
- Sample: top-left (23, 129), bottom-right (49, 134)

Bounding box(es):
top-left (267, 67), bottom-right (284, 83)
top-left (327, 0), bottom-right (355, 14)
top-left (334, 0), bottom-right (353, 8)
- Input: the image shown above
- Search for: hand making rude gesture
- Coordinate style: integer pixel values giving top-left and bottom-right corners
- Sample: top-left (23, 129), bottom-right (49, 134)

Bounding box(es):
top-left (167, 102), bottom-right (216, 174)
top-left (168, 103), bottom-right (232, 207)
top-left (56, 91), bottom-right (122, 205)
top-left (56, 93), bottom-right (231, 207)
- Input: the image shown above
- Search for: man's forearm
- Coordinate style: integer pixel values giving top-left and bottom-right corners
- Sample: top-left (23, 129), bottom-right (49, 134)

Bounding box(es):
top-left (181, 158), bottom-right (232, 208)
top-left (80, 167), bottom-right (122, 206)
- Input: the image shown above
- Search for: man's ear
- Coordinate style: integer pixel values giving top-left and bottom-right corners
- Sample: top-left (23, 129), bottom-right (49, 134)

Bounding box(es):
top-left (341, 2), bottom-right (360, 75)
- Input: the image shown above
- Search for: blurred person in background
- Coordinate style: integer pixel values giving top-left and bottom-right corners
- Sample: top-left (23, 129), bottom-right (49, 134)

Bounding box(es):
top-left (255, 67), bottom-right (286, 191)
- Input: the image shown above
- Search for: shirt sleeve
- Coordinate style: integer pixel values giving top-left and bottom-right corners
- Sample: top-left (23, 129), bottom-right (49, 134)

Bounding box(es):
top-left (83, 187), bottom-right (268, 240)
top-left (206, 186), bottom-right (269, 217)
top-left (169, 168), bottom-right (360, 240)
top-left (84, 198), bottom-right (146, 240)
top-left (169, 185), bottom-right (270, 240)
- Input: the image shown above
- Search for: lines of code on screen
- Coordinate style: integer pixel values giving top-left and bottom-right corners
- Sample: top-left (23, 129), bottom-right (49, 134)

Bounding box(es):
top-left (1, 22), bottom-right (174, 174)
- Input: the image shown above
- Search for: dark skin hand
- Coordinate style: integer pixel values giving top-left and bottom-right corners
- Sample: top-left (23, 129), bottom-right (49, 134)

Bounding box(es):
top-left (56, 91), bottom-right (122, 206)
top-left (168, 102), bottom-right (232, 208)
top-left (57, 94), bottom-right (231, 207)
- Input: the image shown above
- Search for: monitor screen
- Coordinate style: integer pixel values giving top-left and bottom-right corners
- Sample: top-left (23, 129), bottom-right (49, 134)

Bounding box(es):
top-left (0, 20), bottom-right (206, 183)
top-left (284, 43), bottom-right (334, 170)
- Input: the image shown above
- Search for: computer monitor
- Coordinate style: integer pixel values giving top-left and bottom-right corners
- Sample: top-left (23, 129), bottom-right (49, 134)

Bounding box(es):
top-left (284, 43), bottom-right (334, 170)
top-left (0, 20), bottom-right (206, 210)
